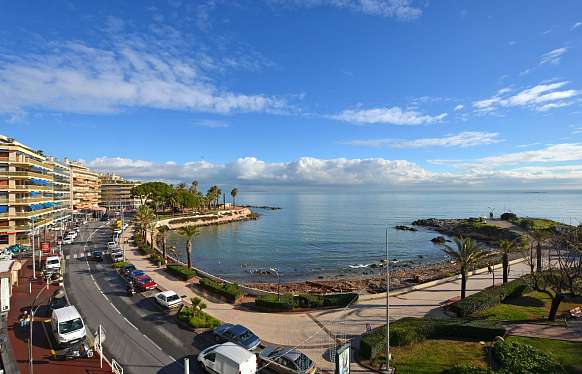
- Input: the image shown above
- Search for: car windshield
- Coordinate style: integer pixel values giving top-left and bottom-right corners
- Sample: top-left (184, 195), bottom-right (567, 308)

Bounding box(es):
top-left (294, 354), bottom-right (312, 371)
top-left (48, 259), bottom-right (59, 265)
top-left (59, 318), bottom-right (83, 334)
top-left (238, 330), bottom-right (254, 341)
top-left (166, 294), bottom-right (180, 302)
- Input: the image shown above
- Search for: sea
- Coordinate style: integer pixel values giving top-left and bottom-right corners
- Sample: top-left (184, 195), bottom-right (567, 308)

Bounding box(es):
top-left (164, 190), bottom-right (582, 283)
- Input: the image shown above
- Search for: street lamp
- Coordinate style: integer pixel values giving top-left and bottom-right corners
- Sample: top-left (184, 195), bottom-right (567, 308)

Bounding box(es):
top-left (385, 228), bottom-right (394, 374)
top-left (269, 268), bottom-right (281, 301)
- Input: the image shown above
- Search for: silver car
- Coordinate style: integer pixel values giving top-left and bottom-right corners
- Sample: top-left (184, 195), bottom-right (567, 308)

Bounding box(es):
top-left (259, 346), bottom-right (316, 374)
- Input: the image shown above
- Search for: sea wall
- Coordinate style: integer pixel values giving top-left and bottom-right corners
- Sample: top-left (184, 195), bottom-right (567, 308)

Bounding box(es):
top-left (155, 207), bottom-right (254, 230)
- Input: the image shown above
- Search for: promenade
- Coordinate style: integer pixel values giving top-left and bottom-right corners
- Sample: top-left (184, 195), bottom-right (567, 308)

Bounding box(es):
top-left (122, 227), bottom-right (532, 347)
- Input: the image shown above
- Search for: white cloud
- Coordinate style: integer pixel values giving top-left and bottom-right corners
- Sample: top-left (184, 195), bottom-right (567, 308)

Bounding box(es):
top-left (88, 152), bottom-right (582, 188)
top-left (473, 81), bottom-right (579, 113)
top-left (0, 40), bottom-right (286, 116)
top-left (195, 119), bottom-right (229, 128)
top-left (332, 106), bottom-right (447, 125)
top-left (454, 104), bottom-right (464, 111)
top-left (267, 0), bottom-right (422, 19)
top-left (345, 131), bottom-right (501, 148)
top-left (539, 47), bottom-right (568, 65)
top-left (572, 22), bottom-right (582, 31)
top-left (572, 126), bottom-right (582, 135)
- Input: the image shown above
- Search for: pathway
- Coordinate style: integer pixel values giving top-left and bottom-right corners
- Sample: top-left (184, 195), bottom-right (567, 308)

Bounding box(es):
top-left (507, 322), bottom-right (582, 342)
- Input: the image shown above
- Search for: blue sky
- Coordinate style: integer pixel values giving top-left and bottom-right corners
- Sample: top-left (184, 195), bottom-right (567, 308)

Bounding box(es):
top-left (1, 0), bottom-right (582, 188)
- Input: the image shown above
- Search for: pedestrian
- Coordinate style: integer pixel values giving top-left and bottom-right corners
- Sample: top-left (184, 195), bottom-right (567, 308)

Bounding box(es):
top-left (19, 311), bottom-right (30, 328)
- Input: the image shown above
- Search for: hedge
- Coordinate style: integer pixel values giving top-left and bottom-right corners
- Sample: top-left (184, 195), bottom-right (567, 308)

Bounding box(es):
top-left (199, 277), bottom-right (244, 303)
top-left (493, 339), bottom-right (564, 374)
top-left (255, 292), bottom-right (358, 311)
top-left (178, 306), bottom-right (220, 328)
top-left (360, 318), bottom-right (506, 360)
top-left (166, 264), bottom-right (197, 281)
top-left (450, 276), bottom-right (531, 317)
top-left (112, 261), bottom-right (129, 269)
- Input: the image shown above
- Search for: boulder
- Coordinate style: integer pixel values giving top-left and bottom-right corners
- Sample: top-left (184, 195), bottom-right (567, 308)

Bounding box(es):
top-left (431, 236), bottom-right (446, 244)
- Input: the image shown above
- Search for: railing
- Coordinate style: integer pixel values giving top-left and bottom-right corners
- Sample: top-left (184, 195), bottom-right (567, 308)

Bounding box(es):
top-left (5, 185), bottom-right (50, 191)
top-left (0, 171), bottom-right (53, 180)
top-left (0, 197), bottom-right (53, 204)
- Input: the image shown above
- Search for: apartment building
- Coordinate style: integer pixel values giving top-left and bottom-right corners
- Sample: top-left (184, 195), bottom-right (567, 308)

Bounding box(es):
top-left (99, 174), bottom-right (141, 212)
top-left (47, 157), bottom-right (73, 224)
top-left (0, 136), bottom-right (55, 248)
top-left (66, 159), bottom-right (100, 211)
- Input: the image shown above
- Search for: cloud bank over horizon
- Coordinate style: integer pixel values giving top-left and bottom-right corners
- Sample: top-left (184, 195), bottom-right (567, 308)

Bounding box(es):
top-left (88, 143), bottom-right (582, 189)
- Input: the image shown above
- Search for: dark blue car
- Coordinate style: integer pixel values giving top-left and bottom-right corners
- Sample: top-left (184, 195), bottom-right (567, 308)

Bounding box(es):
top-left (127, 269), bottom-right (145, 282)
top-left (213, 323), bottom-right (261, 351)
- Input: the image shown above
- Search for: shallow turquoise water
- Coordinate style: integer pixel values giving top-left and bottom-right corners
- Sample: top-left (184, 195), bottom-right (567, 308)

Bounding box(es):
top-left (165, 190), bottom-right (582, 282)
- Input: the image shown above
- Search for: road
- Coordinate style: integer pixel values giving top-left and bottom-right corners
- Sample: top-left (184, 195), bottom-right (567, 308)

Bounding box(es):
top-left (63, 221), bottom-right (210, 374)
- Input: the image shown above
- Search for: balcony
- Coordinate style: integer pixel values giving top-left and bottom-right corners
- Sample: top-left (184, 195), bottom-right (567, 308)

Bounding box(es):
top-left (0, 171), bottom-right (53, 180)
top-left (5, 185), bottom-right (51, 191)
top-left (0, 155), bottom-right (51, 169)
top-left (0, 196), bottom-right (53, 204)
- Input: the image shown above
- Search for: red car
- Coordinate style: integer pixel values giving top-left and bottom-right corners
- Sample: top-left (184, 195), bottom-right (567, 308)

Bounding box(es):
top-left (133, 275), bottom-right (157, 291)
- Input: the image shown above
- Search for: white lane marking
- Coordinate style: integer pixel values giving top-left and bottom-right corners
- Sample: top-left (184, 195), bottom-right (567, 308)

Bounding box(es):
top-left (73, 253), bottom-right (77, 259)
top-left (110, 302), bottom-right (121, 315)
top-left (143, 334), bottom-right (163, 351)
top-left (123, 316), bottom-right (139, 330)
top-left (65, 255), bottom-right (70, 260)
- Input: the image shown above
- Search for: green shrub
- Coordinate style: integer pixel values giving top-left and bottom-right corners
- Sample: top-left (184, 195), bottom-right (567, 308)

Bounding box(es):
top-left (112, 261), bottom-right (129, 268)
top-left (360, 318), bottom-right (506, 360)
top-left (255, 292), bottom-right (358, 310)
top-left (493, 339), bottom-right (565, 373)
top-left (443, 365), bottom-right (493, 374)
top-left (450, 276), bottom-right (531, 317)
top-left (166, 264), bottom-right (197, 280)
top-left (500, 212), bottom-right (517, 221)
top-left (199, 277), bottom-right (244, 303)
top-left (178, 306), bottom-right (220, 328)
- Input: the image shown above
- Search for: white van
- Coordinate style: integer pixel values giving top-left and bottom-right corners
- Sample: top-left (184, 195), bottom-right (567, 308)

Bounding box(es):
top-left (198, 343), bottom-right (257, 374)
top-left (45, 256), bottom-right (61, 272)
top-left (51, 305), bottom-right (86, 347)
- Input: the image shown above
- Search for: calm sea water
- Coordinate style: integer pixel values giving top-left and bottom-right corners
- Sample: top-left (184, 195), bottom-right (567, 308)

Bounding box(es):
top-left (165, 190), bottom-right (582, 282)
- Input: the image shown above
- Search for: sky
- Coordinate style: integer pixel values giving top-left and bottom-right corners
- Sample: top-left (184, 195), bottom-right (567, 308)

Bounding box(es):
top-left (1, 0), bottom-right (582, 190)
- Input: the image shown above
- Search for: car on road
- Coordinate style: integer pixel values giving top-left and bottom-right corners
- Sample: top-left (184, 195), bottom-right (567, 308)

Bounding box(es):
top-left (45, 256), bottom-right (61, 272)
top-left (61, 237), bottom-right (73, 245)
top-left (127, 269), bottom-right (145, 282)
top-left (48, 289), bottom-right (69, 314)
top-left (258, 346), bottom-right (316, 374)
top-left (120, 264), bottom-right (136, 277)
top-left (111, 252), bottom-right (124, 263)
top-left (213, 324), bottom-right (261, 351)
top-left (133, 275), bottom-right (157, 291)
top-left (198, 342), bottom-right (257, 374)
top-left (154, 290), bottom-right (182, 309)
top-left (51, 305), bottom-right (86, 347)
top-left (107, 241), bottom-right (118, 250)
top-left (92, 250), bottom-right (103, 262)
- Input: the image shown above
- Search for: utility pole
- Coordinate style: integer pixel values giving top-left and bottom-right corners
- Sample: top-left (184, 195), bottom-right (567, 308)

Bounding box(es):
top-left (385, 228), bottom-right (393, 373)
top-left (31, 218), bottom-right (36, 280)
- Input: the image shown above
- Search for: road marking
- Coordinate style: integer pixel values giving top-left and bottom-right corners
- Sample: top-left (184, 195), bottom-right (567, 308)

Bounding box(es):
top-left (110, 302), bottom-right (121, 315)
top-left (143, 334), bottom-right (163, 351)
top-left (73, 253), bottom-right (77, 259)
top-left (158, 325), bottom-right (185, 347)
top-left (123, 316), bottom-right (139, 330)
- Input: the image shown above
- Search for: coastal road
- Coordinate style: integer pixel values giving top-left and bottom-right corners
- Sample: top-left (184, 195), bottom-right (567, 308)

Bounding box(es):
top-left (63, 222), bottom-right (208, 374)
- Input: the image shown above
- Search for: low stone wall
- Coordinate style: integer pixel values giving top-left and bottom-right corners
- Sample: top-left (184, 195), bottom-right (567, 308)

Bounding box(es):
top-left (155, 208), bottom-right (254, 230)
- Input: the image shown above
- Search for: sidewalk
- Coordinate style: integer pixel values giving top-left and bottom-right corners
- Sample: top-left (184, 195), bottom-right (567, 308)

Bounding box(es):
top-left (507, 322), bottom-right (582, 342)
top-left (122, 227), bottom-right (533, 346)
top-left (7, 259), bottom-right (111, 374)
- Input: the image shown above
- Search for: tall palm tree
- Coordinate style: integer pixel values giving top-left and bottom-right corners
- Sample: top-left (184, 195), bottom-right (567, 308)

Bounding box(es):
top-left (230, 188), bottom-right (239, 208)
top-left (177, 225), bottom-right (199, 269)
top-left (441, 237), bottom-right (491, 299)
top-left (190, 180), bottom-right (198, 194)
top-left (135, 205), bottom-right (155, 239)
top-left (157, 225), bottom-right (169, 262)
top-left (498, 239), bottom-right (518, 284)
top-left (530, 229), bottom-right (550, 273)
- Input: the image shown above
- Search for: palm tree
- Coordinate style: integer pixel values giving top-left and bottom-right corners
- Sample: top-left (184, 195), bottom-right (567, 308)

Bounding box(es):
top-left (498, 239), bottom-right (518, 284)
top-left (441, 237), bottom-right (491, 299)
top-left (230, 188), bottom-right (239, 208)
top-left (135, 205), bottom-right (155, 239)
top-left (157, 225), bottom-right (169, 262)
top-left (190, 180), bottom-right (198, 194)
top-left (530, 229), bottom-right (550, 273)
top-left (177, 225), bottom-right (199, 269)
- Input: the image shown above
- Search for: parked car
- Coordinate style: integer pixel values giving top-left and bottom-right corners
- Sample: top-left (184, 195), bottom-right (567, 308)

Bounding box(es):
top-left (120, 264), bottom-right (136, 277)
top-left (51, 306), bottom-right (86, 347)
top-left (259, 346), bottom-right (316, 374)
top-left (133, 275), bottom-right (157, 292)
top-left (107, 242), bottom-right (117, 251)
top-left (48, 289), bottom-right (68, 314)
top-left (198, 343), bottom-right (257, 374)
top-left (92, 250), bottom-right (103, 262)
top-left (154, 291), bottom-right (182, 309)
top-left (61, 237), bottom-right (73, 245)
top-left (45, 256), bottom-right (61, 272)
top-left (127, 269), bottom-right (145, 282)
top-left (213, 324), bottom-right (261, 351)
top-left (111, 252), bottom-right (124, 263)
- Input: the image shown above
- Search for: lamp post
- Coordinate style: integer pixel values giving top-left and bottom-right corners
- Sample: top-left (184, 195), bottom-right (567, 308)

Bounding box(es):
top-left (269, 268), bottom-right (281, 301)
top-left (30, 218), bottom-right (36, 280)
top-left (385, 228), bottom-right (393, 373)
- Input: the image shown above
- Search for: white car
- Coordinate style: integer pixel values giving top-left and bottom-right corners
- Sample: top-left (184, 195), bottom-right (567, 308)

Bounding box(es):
top-left (154, 291), bottom-right (182, 309)
top-left (45, 256), bottom-right (61, 272)
top-left (67, 231), bottom-right (77, 239)
top-left (111, 252), bottom-right (124, 263)
top-left (61, 237), bottom-right (73, 245)
top-left (107, 242), bottom-right (117, 250)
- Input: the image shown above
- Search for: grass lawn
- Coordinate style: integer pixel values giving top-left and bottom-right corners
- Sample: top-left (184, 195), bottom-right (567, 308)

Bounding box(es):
top-left (513, 217), bottom-right (559, 230)
top-left (389, 339), bottom-right (487, 374)
top-left (506, 336), bottom-right (582, 373)
top-left (477, 291), bottom-right (582, 321)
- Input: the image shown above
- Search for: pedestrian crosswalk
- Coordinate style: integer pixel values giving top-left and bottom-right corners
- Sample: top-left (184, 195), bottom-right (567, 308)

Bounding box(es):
top-left (64, 253), bottom-right (88, 260)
